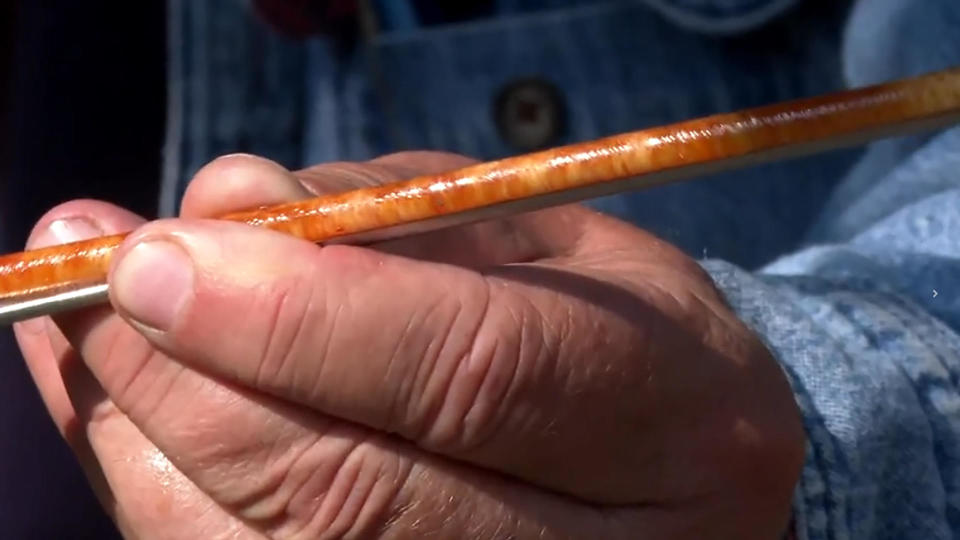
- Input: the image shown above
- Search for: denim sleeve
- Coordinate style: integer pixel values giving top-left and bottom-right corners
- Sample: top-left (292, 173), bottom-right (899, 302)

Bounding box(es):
top-left (697, 0), bottom-right (960, 535)
top-left (702, 162), bottom-right (960, 538)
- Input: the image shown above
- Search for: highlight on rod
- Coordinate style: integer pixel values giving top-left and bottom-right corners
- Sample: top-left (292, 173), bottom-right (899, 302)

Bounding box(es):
top-left (1, 66), bottom-right (959, 326)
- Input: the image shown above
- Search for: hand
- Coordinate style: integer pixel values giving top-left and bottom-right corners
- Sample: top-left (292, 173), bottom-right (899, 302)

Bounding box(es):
top-left (15, 152), bottom-right (804, 539)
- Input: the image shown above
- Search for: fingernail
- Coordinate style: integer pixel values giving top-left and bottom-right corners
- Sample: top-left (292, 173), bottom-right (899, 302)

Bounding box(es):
top-left (17, 218), bottom-right (104, 334)
top-left (30, 217), bottom-right (104, 249)
top-left (112, 241), bottom-right (195, 332)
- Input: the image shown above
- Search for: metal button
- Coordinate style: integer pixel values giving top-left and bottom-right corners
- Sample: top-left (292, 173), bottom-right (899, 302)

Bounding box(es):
top-left (494, 78), bottom-right (566, 151)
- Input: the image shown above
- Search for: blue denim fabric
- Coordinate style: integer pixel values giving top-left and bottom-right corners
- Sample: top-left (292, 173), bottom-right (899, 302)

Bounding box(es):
top-left (161, 0), bottom-right (960, 537)
top-left (163, 0), bottom-right (857, 269)
top-left (702, 0), bottom-right (960, 537)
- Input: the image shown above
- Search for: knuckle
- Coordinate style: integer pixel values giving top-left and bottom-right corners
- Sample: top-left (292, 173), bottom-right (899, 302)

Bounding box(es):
top-left (251, 272), bottom-right (322, 396)
top-left (458, 299), bottom-right (550, 450)
top-left (381, 294), bottom-right (468, 438)
top-left (188, 154), bottom-right (283, 194)
top-left (296, 161), bottom-right (403, 193)
top-left (371, 150), bottom-right (478, 173)
top-left (417, 287), bottom-right (536, 454)
top-left (236, 435), bottom-right (413, 540)
top-left (196, 153), bottom-right (279, 178)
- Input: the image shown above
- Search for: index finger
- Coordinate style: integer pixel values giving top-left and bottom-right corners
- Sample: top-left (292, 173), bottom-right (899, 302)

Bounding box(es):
top-left (178, 152), bottom-right (606, 267)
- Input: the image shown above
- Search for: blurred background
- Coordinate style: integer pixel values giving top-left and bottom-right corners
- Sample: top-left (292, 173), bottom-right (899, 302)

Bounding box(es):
top-left (1, 2), bottom-right (163, 538)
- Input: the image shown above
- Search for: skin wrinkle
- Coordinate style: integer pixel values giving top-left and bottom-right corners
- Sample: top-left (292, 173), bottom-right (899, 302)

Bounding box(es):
top-left (422, 286), bottom-right (496, 452)
top-left (391, 302), bottom-right (441, 441)
top-left (288, 438), bottom-right (359, 536)
top-left (380, 299), bottom-right (425, 436)
top-left (323, 438), bottom-right (410, 539)
top-left (253, 422), bottom-right (344, 538)
top-left (413, 297), bottom-right (469, 444)
top-left (475, 294), bottom-right (535, 457)
top-left (400, 290), bottom-right (469, 444)
top-left (282, 436), bottom-right (367, 539)
top-left (355, 448), bottom-right (414, 539)
top-left (455, 321), bottom-right (503, 455)
top-left (241, 433), bottom-right (325, 532)
top-left (258, 422), bottom-right (321, 501)
top-left (506, 291), bottom-right (558, 442)
top-left (163, 385), bottom-right (337, 530)
top-left (447, 336), bottom-right (508, 454)
top-left (398, 291), bottom-right (460, 440)
top-left (343, 444), bottom-right (409, 539)
top-left (305, 279), bottom-right (343, 409)
top-left (252, 280), bottom-right (297, 393)
top-left (282, 279), bottom-right (326, 408)
top-left (295, 447), bottom-right (366, 539)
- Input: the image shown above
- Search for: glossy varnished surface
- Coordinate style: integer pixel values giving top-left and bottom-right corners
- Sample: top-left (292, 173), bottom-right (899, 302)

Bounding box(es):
top-left (0, 234), bottom-right (126, 300)
top-left (2, 66), bottom-right (960, 313)
top-left (219, 66), bottom-right (960, 241)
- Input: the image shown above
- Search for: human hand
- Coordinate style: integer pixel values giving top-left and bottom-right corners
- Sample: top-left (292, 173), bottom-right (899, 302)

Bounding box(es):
top-left (15, 151), bottom-right (804, 539)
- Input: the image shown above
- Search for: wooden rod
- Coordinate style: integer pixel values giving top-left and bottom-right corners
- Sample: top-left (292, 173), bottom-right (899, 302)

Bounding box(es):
top-left (2, 66), bottom-right (959, 324)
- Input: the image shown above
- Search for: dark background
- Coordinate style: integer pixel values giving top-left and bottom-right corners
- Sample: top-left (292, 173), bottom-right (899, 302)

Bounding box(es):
top-left (1, 2), bottom-right (166, 537)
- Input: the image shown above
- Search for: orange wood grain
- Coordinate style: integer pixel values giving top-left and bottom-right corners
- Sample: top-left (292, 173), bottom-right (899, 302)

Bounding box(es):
top-left (3, 66), bottom-right (960, 303)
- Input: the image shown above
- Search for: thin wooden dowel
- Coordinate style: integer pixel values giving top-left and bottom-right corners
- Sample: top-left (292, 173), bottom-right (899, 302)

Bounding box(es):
top-left (2, 66), bottom-right (959, 324)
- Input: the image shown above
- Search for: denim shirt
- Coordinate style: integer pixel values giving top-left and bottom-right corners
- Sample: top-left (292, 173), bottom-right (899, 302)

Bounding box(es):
top-left (162, 0), bottom-right (859, 270)
top-left (158, 0), bottom-right (960, 537)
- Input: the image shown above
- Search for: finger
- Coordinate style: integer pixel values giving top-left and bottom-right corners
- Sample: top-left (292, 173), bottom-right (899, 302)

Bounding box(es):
top-left (13, 202), bottom-right (258, 538)
top-left (370, 150), bottom-right (478, 175)
top-left (179, 151), bottom-right (595, 267)
top-left (14, 201), bottom-right (143, 456)
top-left (30, 205), bottom-right (615, 537)
top-left (21, 240), bottom-right (622, 539)
top-left (179, 152), bottom-right (458, 218)
top-left (104, 216), bottom-right (710, 503)
top-left (13, 311), bottom-right (118, 514)
top-left (180, 154), bottom-right (313, 218)
top-left (10, 202), bottom-right (158, 517)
